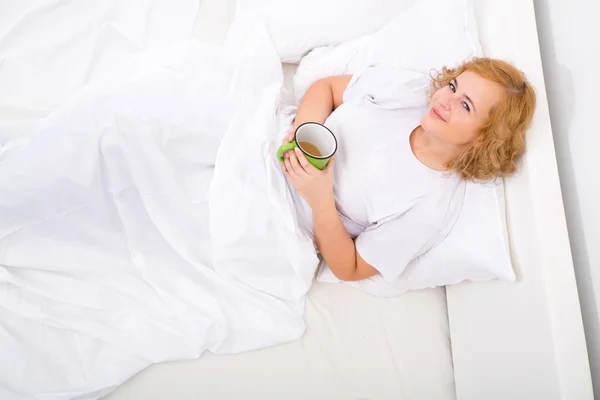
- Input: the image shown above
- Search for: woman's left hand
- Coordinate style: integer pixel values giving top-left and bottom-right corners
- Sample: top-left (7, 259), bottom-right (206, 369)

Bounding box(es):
top-left (282, 148), bottom-right (335, 209)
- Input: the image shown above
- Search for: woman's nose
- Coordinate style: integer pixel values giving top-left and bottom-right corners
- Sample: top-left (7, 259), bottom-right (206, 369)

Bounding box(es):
top-left (440, 94), bottom-right (461, 110)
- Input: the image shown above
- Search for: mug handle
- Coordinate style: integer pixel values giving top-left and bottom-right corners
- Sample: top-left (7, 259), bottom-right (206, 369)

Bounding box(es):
top-left (277, 142), bottom-right (297, 162)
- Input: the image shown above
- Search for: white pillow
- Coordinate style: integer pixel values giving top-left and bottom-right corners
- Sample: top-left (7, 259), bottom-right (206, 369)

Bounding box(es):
top-left (243, 0), bottom-right (418, 62)
top-left (294, 0), bottom-right (482, 102)
top-left (305, 0), bottom-right (515, 296)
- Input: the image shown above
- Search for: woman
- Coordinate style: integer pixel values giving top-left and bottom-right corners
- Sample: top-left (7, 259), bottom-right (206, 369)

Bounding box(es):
top-left (280, 57), bottom-right (536, 283)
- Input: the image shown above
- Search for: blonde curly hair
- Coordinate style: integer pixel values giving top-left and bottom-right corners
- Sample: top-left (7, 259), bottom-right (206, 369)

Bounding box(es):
top-left (431, 57), bottom-right (537, 181)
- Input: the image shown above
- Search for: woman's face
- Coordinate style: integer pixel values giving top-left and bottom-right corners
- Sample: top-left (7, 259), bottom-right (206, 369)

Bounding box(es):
top-left (421, 70), bottom-right (504, 147)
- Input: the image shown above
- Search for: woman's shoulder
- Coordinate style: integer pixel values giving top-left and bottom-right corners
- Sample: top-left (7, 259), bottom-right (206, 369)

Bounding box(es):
top-left (344, 66), bottom-right (431, 109)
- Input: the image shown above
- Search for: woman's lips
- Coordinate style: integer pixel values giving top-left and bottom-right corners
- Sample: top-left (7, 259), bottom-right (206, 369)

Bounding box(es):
top-left (431, 107), bottom-right (446, 122)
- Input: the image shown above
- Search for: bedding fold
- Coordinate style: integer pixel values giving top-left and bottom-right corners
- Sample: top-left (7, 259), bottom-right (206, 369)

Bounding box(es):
top-left (0, 6), bottom-right (318, 399)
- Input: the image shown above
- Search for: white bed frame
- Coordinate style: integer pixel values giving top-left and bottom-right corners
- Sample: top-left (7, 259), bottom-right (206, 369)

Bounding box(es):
top-left (173, 0), bottom-right (594, 398)
top-left (446, 0), bottom-right (593, 398)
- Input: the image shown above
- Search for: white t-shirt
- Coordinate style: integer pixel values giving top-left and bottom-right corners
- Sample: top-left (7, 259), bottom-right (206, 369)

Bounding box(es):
top-left (292, 66), bottom-right (465, 283)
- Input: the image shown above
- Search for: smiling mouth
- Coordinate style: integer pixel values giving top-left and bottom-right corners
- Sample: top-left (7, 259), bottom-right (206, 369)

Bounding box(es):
top-left (431, 108), bottom-right (446, 122)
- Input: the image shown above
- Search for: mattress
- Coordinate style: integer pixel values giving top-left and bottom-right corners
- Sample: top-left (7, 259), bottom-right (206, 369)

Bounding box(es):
top-left (107, 283), bottom-right (454, 400)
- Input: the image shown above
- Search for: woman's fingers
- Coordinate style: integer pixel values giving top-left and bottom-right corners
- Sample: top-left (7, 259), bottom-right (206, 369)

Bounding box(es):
top-left (295, 148), bottom-right (319, 174)
top-left (288, 149), bottom-right (307, 175)
top-left (285, 156), bottom-right (303, 181)
top-left (284, 157), bottom-right (294, 176)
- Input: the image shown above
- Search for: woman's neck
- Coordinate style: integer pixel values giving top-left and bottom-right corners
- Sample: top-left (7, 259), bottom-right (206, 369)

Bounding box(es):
top-left (409, 126), bottom-right (465, 171)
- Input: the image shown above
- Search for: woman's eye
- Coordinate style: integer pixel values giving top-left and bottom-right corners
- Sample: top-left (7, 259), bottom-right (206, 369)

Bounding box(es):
top-left (449, 83), bottom-right (456, 93)
top-left (462, 102), bottom-right (471, 112)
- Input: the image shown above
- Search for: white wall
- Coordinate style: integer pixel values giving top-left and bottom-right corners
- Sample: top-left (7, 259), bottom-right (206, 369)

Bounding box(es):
top-left (532, 0), bottom-right (600, 396)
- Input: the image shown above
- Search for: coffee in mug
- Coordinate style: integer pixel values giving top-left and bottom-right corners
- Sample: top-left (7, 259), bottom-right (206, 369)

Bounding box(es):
top-left (276, 122), bottom-right (337, 170)
top-left (298, 141), bottom-right (322, 157)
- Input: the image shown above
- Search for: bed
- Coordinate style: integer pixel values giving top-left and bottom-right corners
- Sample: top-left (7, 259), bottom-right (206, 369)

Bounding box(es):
top-left (103, 0), bottom-right (593, 399)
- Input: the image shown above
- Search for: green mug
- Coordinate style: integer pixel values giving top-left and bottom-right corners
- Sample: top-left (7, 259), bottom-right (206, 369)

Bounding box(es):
top-left (277, 122), bottom-right (337, 170)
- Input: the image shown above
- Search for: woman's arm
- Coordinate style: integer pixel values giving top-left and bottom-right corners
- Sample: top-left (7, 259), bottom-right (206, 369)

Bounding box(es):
top-left (282, 150), bottom-right (380, 282)
top-left (282, 74), bottom-right (379, 281)
top-left (283, 76), bottom-right (352, 142)
top-left (312, 196), bottom-right (380, 281)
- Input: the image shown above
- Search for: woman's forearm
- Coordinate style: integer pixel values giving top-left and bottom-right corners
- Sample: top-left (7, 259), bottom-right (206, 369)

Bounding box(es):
top-left (293, 80), bottom-right (335, 128)
top-left (312, 198), bottom-right (358, 281)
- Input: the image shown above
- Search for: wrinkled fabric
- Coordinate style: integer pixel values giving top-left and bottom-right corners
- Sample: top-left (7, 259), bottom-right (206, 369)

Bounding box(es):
top-left (0, 9), bottom-right (318, 399)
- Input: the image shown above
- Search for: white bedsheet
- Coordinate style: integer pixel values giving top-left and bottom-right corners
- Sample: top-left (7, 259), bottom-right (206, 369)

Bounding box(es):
top-left (108, 283), bottom-right (454, 400)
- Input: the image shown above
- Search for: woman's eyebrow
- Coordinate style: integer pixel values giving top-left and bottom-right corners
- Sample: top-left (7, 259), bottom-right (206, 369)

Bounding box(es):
top-left (453, 78), bottom-right (477, 113)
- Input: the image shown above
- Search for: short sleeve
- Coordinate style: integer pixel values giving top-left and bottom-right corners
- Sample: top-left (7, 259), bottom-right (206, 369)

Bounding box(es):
top-left (343, 66), bottom-right (431, 109)
top-left (342, 67), bottom-right (375, 102)
top-left (356, 213), bottom-right (441, 283)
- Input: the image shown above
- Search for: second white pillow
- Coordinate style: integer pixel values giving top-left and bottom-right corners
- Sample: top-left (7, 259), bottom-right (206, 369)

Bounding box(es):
top-left (243, 0), bottom-right (418, 62)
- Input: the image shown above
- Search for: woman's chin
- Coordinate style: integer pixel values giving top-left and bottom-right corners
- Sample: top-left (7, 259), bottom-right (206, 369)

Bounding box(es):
top-left (421, 113), bottom-right (435, 131)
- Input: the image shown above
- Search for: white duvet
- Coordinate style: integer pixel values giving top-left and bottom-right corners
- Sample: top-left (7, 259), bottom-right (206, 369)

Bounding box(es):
top-left (0, 6), bottom-right (318, 399)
